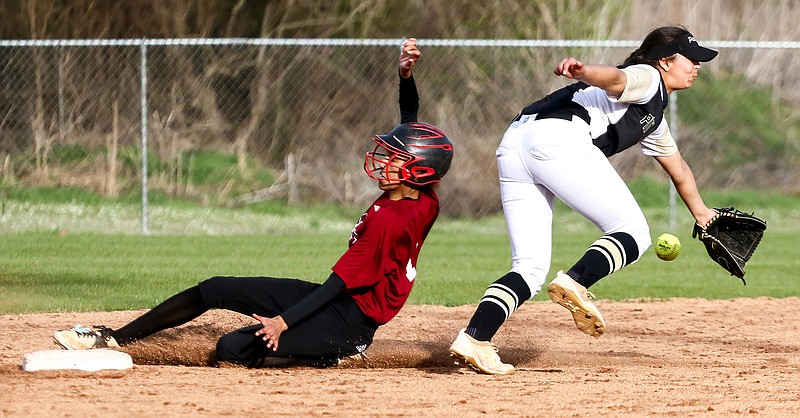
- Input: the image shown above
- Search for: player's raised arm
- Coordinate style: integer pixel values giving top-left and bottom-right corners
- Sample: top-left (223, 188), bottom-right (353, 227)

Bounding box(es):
top-left (399, 38), bottom-right (420, 124)
top-left (554, 57), bottom-right (627, 97)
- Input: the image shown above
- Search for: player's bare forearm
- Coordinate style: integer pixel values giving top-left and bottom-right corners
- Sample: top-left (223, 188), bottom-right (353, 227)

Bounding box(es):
top-left (655, 153), bottom-right (716, 226)
top-left (554, 58), bottom-right (627, 96)
top-left (675, 170), bottom-right (715, 226)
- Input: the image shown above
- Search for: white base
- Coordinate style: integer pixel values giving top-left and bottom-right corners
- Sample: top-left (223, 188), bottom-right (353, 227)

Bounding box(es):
top-left (23, 349), bottom-right (133, 372)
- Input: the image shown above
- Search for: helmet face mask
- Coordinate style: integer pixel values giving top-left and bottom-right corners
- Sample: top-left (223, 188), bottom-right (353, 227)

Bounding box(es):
top-left (363, 123), bottom-right (453, 187)
top-left (364, 142), bottom-right (414, 185)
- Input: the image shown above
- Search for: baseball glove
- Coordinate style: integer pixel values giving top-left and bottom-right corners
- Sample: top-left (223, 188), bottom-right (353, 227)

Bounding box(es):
top-left (692, 207), bottom-right (767, 284)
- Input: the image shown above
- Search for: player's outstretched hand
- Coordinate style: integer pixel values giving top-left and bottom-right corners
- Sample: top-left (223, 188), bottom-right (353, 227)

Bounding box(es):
top-left (252, 313), bottom-right (288, 351)
top-left (554, 57), bottom-right (585, 79)
top-left (694, 208), bottom-right (719, 229)
top-left (399, 38), bottom-right (421, 79)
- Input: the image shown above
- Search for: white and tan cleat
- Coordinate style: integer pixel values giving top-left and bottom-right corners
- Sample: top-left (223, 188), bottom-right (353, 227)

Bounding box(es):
top-left (54, 325), bottom-right (120, 350)
top-left (547, 271), bottom-right (605, 337)
top-left (449, 329), bottom-right (515, 375)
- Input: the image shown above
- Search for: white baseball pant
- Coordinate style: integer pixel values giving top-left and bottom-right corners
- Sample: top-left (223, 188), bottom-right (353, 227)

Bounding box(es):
top-left (496, 116), bottom-right (652, 295)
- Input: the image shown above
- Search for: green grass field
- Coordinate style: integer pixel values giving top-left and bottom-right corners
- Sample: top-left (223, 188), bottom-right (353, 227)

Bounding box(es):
top-left (1, 191), bottom-right (798, 314)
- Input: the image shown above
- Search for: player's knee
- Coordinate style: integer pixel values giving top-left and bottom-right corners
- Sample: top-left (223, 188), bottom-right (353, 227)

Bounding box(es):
top-left (215, 332), bottom-right (262, 368)
top-left (215, 335), bottom-right (239, 361)
top-left (199, 276), bottom-right (228, 291)
top-left (197, 276), bottom-right (234, 308)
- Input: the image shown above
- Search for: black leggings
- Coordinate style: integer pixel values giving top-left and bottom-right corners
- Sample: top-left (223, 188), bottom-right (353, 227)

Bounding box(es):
top-left (110, 276), bottom-right (377, 368)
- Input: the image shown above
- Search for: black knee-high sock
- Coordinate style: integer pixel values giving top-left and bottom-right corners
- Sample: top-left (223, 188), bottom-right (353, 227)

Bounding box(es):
top-left (567, 231), bottom-right (639, 289)
top-left (465, 272), bottom-right (531, 342)
top-left (111, 286), bottom-right (210, 345)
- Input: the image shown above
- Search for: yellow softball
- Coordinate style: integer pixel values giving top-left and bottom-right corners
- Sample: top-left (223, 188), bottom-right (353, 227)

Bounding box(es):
top-left (655, 233), bottom-right (681, 261)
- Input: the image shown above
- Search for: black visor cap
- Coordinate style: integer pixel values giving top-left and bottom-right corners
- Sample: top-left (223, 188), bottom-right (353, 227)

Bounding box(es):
top-left (644, 35), bottom-right (718, 62)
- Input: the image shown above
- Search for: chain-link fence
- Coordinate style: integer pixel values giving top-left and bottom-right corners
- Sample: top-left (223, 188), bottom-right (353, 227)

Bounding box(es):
top-left (2, 38), bottom-right (799, 232)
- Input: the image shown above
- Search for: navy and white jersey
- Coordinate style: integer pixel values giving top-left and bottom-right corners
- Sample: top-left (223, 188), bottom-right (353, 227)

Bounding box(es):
top-left (517, 64), bottom-right (677, 158)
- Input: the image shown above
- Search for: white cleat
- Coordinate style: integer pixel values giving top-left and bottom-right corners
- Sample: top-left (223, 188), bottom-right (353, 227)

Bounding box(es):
top-left (547, 271), bottom-right (605, 337)
top-left (54, 325), bottom-right (120, 350)
top-left (448, 329), bottom-right (515, 375)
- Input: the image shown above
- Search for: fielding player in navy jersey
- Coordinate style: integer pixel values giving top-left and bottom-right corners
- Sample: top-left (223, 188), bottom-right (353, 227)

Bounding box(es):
top-left (449, 26), bottom-right (720, 375)
top-left (54, 38), bottom-right (454, 368)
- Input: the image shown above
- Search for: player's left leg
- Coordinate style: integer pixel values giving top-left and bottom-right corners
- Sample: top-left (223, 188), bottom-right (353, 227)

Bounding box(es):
top-left (54, 286), bottom-right (210, 350)
top-left (112, 286), bottom-right (210, 344)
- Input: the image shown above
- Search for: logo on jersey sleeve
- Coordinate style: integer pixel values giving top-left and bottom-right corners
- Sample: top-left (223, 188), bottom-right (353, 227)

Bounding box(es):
top-left (405, 259), bottom-right (416, 282)
top-left (639, 114), bottom-right (655, 133)
top-left (348, 212), bottom-right (368, 246)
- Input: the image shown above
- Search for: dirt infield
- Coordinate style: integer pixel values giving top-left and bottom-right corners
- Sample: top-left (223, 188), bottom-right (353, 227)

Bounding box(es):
top-left (2, 298), bottom-right (799, 417)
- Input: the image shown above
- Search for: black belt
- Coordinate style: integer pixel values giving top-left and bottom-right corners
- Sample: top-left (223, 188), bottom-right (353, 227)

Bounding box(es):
top-left (513, 102), bottom-right (590, 125)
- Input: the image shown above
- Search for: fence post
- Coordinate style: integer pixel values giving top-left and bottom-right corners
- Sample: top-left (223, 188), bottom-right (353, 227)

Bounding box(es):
top-left (140, 41), bottom-right (150, 235)
top-left (58, 50), bottom-right (65, 143)
top-left (668, 92), bottom-right (678, 232)
top-left (287, 153), bottom-right (299, 206)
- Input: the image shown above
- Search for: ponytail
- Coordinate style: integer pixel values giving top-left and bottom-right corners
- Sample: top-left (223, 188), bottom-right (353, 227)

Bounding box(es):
top-left (622, 26), bottom-right (692, 67)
